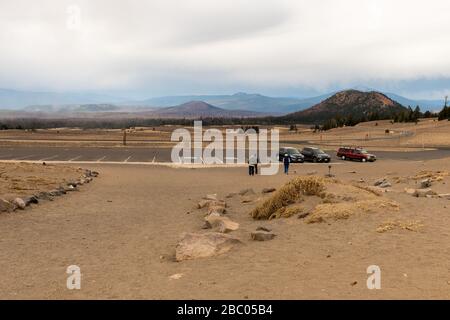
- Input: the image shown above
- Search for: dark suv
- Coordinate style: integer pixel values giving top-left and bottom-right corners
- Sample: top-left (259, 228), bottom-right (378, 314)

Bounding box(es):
top-left (337, 147), bottom-right (377, 162)
top-left (278, 147), bottom-right (305, 163)
top-left (301, 147), bottom-right (331, 163)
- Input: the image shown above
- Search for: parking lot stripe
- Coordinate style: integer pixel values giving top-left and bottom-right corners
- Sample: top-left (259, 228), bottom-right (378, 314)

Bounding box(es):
top-left (39, 155), bottom-right (59, 161)
top-left (68, 155), bottom-right (82, 161)
top-left (14, 154), bottom-right (36, 160)
top-left (124, 156), bottom-right (132, 162)
top-left (96, 156), bottom-right (106, 162)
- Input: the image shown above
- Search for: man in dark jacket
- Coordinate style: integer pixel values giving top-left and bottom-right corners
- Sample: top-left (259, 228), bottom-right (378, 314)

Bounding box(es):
top-left (283, 153), bottom-right (290, 175)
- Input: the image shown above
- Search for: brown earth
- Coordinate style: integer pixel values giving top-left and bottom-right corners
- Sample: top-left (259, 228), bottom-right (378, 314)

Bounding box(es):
top-left (0, 158), bottom-right (449, 299)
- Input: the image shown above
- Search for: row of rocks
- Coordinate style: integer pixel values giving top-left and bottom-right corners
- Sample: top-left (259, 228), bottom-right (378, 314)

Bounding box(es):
top-left (0, 169), bottom-right (99, 213)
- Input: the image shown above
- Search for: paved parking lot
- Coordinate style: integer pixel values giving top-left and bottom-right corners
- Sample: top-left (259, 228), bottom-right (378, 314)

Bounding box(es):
top-left (1, 146), bottom-right (449, 163)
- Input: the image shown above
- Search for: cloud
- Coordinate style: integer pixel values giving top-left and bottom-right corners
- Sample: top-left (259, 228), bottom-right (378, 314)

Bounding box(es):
top-left (0, 0), bottom-right (450, 98)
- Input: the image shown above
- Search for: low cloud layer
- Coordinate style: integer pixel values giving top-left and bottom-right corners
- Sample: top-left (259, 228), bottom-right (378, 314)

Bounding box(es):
top-left (1, 0), bottom-right (450, 98)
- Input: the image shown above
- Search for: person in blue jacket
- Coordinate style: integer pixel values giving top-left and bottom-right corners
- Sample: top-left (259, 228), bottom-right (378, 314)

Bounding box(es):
top-left (283, 153), bottom-right (290, 175)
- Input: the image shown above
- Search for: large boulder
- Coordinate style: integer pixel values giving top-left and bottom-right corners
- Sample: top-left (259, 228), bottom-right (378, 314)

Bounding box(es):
top-left (175, 232), bottom-right (242, 261)
top-left (204, 215), bottom-right (239, 233)
top-left (413, 188), bottom-right (437, 198)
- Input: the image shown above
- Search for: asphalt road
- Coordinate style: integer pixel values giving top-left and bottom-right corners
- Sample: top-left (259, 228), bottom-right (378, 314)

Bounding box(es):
top-left (1, 146), bottom-right (450, 163)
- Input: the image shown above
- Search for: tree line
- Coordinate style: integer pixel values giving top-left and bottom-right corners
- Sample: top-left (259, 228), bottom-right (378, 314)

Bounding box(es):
top-left (0, 104), bottom-right (449, 130)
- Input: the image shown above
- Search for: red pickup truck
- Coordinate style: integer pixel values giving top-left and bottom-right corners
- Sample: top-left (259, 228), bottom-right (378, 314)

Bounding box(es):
top-left (337, 147), bottom-right (377, 162)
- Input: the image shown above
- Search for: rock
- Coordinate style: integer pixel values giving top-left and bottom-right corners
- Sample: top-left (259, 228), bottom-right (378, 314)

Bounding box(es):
top-left (67, 181), bottom-right (78, 188)
top-left (175, 232), bottom-right (242, 261)
top-left (12, 198), bottom-right (26, 210)
top-left (0, 199), bottom-right (15, 212)
top-left (91, 171), bottom-right (99, 177)
top-left (169, 273), bottom-right (183, 280)
top-left (208, 205), bottom-right (226, 215)
top-left (251, 231), bottom-right (276, 241)
top-left (65, 185), bottom-right (77, 192)
top-left (379, 181), bottom-right (392, 188)
top-left (57, 187), bottom-right (67, 194)
top-left (203, 194), bottom-right (218, 201)
top-left (256, 226), bottom-right (271, 232)
top-left (197, 199), bottom-right (213, 209)
top-left (413, 188), bottom-right (437, 198)
top-left (225, 193), bottom-right (237, 198)
top-left (405, 188), bottom-right (416, 195)
top-left (374, 178), bottom-right (387, 186)
top-left (24, 196), bottom-right (39, 206)
top-left (239, 188), bottom-right (255, 196)
top-left (438, 194), bottom-right (450, 199)
top-left (36, 192), bottom-right (53, 201)
top-left (198, 199), bottom-right (226, 210)
top-left (262, 188), bottom-right (276, 194)
top-left (374, 178), bottom-right (391, 188)
top-left (49, 190), bottom-right (64, 197)
top-left (420, 179), bottom-right (432, 189)
top-left (241, 196), bottom-right (253, 204)
top-left (205, 215), bottom-right (239, 233)
top-left (307, 171), bottom-right (318, 176)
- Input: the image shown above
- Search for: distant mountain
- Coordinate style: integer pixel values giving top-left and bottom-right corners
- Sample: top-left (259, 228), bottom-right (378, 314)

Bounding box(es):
top-left (146, 100), bottom-right (266, 118)
top-left (347, 86), bottom-right (444, 112)
top-left (283, 90), bottom-right (407, 123)
top-left (0, 87), bottom-right (445, 114)
top-left (123, 92), bottom-right (314, 114)
top-left (384, 93), bottom-right (444, 112)
top-left (0, 88), bottom-right (124, 109)
top-left (24, 104), bottom-right (121, 113)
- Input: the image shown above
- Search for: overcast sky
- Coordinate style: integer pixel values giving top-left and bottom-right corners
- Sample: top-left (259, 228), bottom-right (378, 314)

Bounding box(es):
top-left (1, 0), bottom-right (450, 99)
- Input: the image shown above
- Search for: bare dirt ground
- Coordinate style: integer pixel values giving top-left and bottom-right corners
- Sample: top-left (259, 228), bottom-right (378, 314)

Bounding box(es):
top-left (0, 158), bottom-right (449, 300)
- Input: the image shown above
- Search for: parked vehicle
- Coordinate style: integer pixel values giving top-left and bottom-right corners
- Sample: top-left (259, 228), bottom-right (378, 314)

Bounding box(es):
top-left (337, 147), bottom-right (377, 162)
top-left (278, 147), bottom-right (305, 163)
top-left (301, 147), bottom-right (331, 163)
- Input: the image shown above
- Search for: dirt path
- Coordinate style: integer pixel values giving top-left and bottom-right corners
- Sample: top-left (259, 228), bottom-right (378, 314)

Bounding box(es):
top-left (0, 161), bottom-right (450, 299)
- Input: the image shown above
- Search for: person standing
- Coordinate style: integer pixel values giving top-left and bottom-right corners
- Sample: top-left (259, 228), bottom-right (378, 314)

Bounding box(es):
top-left (283, 153), bottom-right (290, 175)
top-left (248, 154), bottom-right (257, 176)
top-left (254, 156), bottom-right (260, 175)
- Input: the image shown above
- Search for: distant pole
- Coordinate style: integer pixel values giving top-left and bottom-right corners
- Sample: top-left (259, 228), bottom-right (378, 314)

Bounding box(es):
top-left (123, 130), bottom-right (127, 146)
top-left (445, 96), bottom-right (448, 108)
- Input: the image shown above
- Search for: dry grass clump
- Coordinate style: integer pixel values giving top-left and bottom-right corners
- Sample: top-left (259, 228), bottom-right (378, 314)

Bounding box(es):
top-left (376, 220), bottom-right (424, 233)
top-left (250, 176), bottom-right (325, 220)
top-left (305, 199), bottom-right (400, 224)
top-left (270, 205), bottom-right (305, 220)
